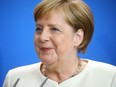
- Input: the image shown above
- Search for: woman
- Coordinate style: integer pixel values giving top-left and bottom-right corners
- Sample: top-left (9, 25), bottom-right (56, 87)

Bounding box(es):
top-left (3, 0), bottom-right (116, 87)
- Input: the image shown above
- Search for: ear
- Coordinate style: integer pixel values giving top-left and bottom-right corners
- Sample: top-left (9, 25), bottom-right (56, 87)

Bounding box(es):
top-left (73, 29), bottom-right (84, 47)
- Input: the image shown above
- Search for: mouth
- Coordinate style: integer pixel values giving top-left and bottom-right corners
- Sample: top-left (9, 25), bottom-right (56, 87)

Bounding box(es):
top-left (40, 47), bottom-right (53, 52)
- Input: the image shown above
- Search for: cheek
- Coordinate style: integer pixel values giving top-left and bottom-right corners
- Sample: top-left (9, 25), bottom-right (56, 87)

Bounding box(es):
top-left (54, 36), bottom-right (73, 54)
top-left (34, 35), bottom-right (40, 46)
top-left (34, 36), bottom-right (40, 52)
top-left (34, 37), bottom-right (38, 47)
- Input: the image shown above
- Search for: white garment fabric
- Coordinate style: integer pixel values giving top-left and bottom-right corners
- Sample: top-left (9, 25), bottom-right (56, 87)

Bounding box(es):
top-left (3, 59), bottom-right (116, 87)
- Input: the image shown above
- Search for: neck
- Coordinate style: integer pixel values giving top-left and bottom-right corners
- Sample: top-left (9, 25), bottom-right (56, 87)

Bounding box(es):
top-left (41, 56), bottom-right (81, 83)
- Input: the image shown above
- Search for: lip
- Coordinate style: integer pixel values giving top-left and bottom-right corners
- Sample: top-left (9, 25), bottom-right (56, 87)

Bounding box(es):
top-left (40, 47), bottom-right (53, 52)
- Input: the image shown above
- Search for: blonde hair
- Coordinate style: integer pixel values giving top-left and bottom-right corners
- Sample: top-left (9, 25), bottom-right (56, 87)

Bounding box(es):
top-left (34, 0), bottom-right (94, 53)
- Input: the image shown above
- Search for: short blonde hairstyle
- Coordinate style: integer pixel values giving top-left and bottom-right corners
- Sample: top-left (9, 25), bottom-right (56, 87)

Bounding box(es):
top-left (34, 0), bottom-right (94, 53)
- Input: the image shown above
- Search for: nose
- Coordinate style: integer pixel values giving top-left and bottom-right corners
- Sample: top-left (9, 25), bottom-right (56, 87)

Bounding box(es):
top-left (39, 29), bottom-right (50, 43)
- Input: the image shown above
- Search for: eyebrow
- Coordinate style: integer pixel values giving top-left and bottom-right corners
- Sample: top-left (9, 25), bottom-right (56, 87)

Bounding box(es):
top-left (48, 24), bottom-right (63, 29)
top-left (36, 23), bottom-right (63, 29)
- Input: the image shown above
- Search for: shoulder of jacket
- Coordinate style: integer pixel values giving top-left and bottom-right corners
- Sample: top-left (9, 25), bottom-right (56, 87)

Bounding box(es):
top-left (8, 62), bottom-right (41, 77)
top-left (89, 60), bottom-right (116, 74)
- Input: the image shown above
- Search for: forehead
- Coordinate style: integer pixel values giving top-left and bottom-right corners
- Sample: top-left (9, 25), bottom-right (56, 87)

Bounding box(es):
top-left (37, 9), bottom-right (66, 24)
top-left (36, 10), bottom-right (75, 33)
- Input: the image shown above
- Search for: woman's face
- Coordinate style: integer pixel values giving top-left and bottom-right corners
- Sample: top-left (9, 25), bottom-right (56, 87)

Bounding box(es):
top-left (34, 10), bottom-right (83, 65)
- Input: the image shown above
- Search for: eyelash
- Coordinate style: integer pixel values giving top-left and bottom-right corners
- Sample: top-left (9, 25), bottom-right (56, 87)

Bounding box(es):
top-left (51, 28), bottom-right (60, 32)
top-left (36, 27), bottom-right (43, 32)
top-left (35, 27), bottom-right (61, 33)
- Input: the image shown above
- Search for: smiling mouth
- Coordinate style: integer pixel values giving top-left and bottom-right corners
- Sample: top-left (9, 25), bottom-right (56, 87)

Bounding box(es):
top-left (40, 47), bottom-right (53, 52)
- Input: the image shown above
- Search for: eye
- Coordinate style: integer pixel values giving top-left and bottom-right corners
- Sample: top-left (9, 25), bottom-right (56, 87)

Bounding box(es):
top-left (51, 28), bottom-right (61, 32)
top-left (36, 27), bottom-right (43, 33)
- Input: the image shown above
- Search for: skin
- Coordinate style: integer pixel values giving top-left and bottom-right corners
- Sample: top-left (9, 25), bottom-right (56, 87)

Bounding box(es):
top-left (34, 10), bottom-right (84, 83)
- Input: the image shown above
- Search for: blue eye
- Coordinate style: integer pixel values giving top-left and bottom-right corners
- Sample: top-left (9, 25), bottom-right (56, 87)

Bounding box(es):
top-left (51, 28), bottom-right (60, 32)
top-left (36, 27), bottom-right (43, 32)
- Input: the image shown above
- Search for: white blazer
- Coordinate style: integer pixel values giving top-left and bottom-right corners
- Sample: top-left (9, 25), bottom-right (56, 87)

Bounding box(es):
top-left (3, 60), bottom-right (116, 87)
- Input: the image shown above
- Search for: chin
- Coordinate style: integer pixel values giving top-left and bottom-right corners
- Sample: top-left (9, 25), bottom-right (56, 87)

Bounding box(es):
top-left (40, 56), bottom-right (56, 65)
